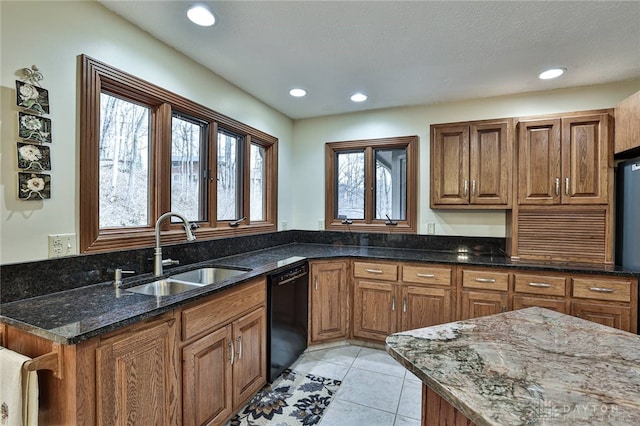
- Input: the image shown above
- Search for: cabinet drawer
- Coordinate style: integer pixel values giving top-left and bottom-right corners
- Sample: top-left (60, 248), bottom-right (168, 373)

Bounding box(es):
top-left (514, 273), bottom-right (566, 296)
top-left (354, 262), bottom-right (398, 281)
top-left (572, 278), bottom-right (631, 303)
top-left (181, 279), bottom-right (266, 341)
top-left (402, 265), bottom-right (452, 286)
top-left (462, 270), bottom-right (509, 291)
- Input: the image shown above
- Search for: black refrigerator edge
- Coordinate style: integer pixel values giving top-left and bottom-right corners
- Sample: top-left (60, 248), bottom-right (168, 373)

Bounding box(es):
top-left (616, 156), bottom-right (640, 270)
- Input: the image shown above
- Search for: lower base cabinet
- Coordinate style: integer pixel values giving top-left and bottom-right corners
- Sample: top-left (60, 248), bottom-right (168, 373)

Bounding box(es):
top-left (571, 301), bottom-right (631, 331)
top-left (96, 314), bottom-right (180, 426)
top-left (309, 261), bottom-right (349, 343)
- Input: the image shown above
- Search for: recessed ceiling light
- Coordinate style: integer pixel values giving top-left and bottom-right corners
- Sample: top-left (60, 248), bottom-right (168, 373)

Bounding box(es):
top-left (350, 93), bottom-right (368, 102)
top-left (539, 67), bottom-right (566, 80)
top-left (289, 88), bottom-right (307, 97)
top-left (187, 5), bottom-right (216, 27)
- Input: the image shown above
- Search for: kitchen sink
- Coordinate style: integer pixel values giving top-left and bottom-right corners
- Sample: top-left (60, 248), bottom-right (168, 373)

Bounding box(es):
top-left (125, 279), bottom-right (205, 296)
top-left (125, 267), bottom-right (249, 297)
top-left (170, 267), bottom-right (248, 285)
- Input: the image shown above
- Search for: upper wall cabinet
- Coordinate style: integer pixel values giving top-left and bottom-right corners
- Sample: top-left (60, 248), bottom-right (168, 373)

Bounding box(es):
top-left (614, 90), bottom-right (640, 155)
top-left (430, 119), bottom-right (513, 209)
top-left (518, 113), bottom-right (609, 205)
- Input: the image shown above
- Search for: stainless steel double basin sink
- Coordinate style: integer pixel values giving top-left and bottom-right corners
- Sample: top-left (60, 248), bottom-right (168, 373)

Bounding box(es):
top-left (125, 267), bottom-right (249, 297)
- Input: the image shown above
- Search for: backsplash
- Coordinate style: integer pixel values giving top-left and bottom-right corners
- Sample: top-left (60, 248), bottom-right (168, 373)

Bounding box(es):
top-left (0, 230), bottom-right (504, 303)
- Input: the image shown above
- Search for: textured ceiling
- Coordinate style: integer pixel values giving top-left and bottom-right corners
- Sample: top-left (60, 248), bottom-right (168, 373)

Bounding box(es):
top-left (99, 1), bottom-right (640, 120)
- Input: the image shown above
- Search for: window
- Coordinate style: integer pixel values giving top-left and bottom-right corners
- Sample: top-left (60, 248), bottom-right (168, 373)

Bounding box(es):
top-left (80, 55), bottom-right (277, 253)
top-left (325, 136), bottom-right (417, 233)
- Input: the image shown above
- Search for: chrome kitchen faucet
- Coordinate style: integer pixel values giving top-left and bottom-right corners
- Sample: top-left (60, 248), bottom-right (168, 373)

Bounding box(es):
top-left (154, 211), bottom-right (197, 276)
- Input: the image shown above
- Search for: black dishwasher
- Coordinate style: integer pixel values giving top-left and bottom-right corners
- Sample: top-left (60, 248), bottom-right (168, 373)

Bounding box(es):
top-left (267, 257), bottom-right (309, 382)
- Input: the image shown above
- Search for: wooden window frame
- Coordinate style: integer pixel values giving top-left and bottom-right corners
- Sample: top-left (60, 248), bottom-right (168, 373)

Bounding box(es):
top-left (79, 55), bottom-right (277, 253)
top-left (324, 136), bottom-right (418, 233)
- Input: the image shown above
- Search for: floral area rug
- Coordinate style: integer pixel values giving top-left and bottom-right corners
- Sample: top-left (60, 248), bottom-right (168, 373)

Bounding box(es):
top-left (227, 369), bottom-right (341, 426)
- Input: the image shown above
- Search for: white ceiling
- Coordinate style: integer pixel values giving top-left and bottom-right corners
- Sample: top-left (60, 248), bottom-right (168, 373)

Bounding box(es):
top-left (98, 0), bottom-right (640, 120)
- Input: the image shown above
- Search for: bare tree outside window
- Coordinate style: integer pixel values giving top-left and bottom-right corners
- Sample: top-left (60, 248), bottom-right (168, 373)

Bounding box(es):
top-left (250, 143), bottom-right (265, 221)
top-left (99, 93), bottom-right (150, 228)
top-left (217, 131), bottom-right (241, 220)
top-left (171, 115), bottom-right (204, 222)
top-left (375, 148), bottom-right (407, 220)
top-left (337, 151), bottom-right (365, 219)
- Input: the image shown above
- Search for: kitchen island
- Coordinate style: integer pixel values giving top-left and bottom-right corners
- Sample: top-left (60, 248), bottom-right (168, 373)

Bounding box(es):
top-left (386, 307), bottom-right (640, 425)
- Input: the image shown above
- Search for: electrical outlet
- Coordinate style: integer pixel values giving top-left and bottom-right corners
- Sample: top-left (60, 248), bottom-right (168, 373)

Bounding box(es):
top-left (318, 220), bottom-right (324, 230)
top-left (48, 233), bottom-right (77, 258)
top-left (281, 221), bottom-right (288, 230)
top-left (427, 223), bottom-right (436, 235)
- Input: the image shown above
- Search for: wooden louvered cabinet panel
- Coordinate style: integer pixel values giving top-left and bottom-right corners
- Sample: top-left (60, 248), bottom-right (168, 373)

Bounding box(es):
top-left (431, 119), bottom-right (512, 208)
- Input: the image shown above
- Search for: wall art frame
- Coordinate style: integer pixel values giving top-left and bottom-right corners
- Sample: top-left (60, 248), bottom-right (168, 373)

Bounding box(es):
top-left (16, 80), bottom-right (50, 114)
top-left (16, 142), bottom-right (51, 171)
top-left (18, 111), bottom-right (52, 144)
top-left (18, 172), bottom-right (51, 200)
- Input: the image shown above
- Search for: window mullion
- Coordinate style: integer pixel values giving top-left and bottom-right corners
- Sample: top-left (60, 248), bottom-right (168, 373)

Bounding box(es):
top-left (208, 122), bottom-right (218, 228)
top-left (154, 103), bottom-right (173, 228)
top-left (364, 147), bottom-right (374, 224)
top-left (242, 135), bottom-right (252, 223)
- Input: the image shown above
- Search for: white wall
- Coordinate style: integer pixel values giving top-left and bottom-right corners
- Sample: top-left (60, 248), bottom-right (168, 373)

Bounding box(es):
top-left (291, 80), bottom-right (640, 236)
top-left (0, 1), bottom-right (294, 264)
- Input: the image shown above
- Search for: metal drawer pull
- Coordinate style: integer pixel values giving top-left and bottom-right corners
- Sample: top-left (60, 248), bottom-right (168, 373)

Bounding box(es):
top-left (314, 277), bottom-right (318, 290)
top-left (229, 341), bottom-right (235, 365)
top-left (555, 178), bottom-right (560, 196)
top-left (565, 177), bottom-right (570, 195)
top-left (463, 180), bottom-right (469, 197)
top-left (475, 278), bottom-right (496, 283)
top-left (528, 282), bottom-right (552, 288)
top-left (236, 336), bottom-right (243, 360)
top-left (402, 297), bottom-right (407, 313)
top-left (366, 269), bottom-right (384, 274)
top-left (416, 273), bottom-right (436, 278)
top-left (391, 296), bottom-right (396, 311)
top-left (472, 180), bottom-right (476, 196)
top-left (589, 287), bottom-right (614, 293)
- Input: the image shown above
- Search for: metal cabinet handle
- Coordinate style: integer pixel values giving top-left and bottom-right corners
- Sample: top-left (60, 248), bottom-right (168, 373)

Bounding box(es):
top-left (590, 287), bottom-right (614, 293)
top-left (229, 340), bottom-right (235, 365)
top-left (236, 336), bottom-right (242, 360)
top-left (565, 177), bottom-right (570, 195)
top-left (528, 282), bottom-right (552, 288)
top-left (463, 180), bottom-right (469, 197)
top-left (314, 277), bottom-right (318, 290)
top-left (416, 273), bottom-right (435, 278)
top-left (472, 180), bottom-right (476, 196)
top-left (366, 269), bottom-right (383, 274)
top-left (475, 278), bottom-right (496, 283)
top-left (402, 297), bottom-right (407, 313)
top-left (391, 296), bottom-right (396, 311)
top-left (555, 178), bottom-right (560, 196)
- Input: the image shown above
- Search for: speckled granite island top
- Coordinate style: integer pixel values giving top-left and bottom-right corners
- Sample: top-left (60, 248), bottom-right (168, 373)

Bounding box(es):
top-left (386, 307), bottom-right (640, 425)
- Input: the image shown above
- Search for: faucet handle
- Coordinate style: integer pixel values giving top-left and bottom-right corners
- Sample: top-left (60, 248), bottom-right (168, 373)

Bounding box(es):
top-left (114, 268), bottom-right (135, 288)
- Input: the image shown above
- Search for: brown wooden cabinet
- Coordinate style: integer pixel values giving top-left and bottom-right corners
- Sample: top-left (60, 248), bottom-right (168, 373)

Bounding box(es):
top-left (518, 113), bottom-right (609, 205)
top-left (180, 279), bottom-right (267, 426)
top-left (96, 313), bottom-right (180, 426)
top-left (614, 89), bottom-right (640, 154)
top-left (353, 262), bottom-right (453, 342)
top-left (431, 119), bottom-right (512, 208)
top-left (309, 260), bottom-right (349, 343)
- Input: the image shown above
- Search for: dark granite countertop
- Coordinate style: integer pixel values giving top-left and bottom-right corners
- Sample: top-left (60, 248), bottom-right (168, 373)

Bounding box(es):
top-left (1, 243), bottom-right (638, 345)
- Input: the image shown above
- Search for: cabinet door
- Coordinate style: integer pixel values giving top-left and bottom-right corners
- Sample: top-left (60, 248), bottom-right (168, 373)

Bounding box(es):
top-left (512, 295), bottom-right (567, 313)
top-left (561, 114), bottom-right (609, 204)
top-left (232, 307), bottom-right (267, 407)
top-left (310, 261), bottom-right (349, 343)
top-left (431, 125), bottom-right (470, 206)
top-left (518, 119), bottom-right (561, 205)
top-left (96, 317), bottom-right (178, 426)
top-left (353, 280), bottom-right (397, 341)
top-left (470, 120), bottom-right (511, 206)
top-left (460, 291), bottom-right (508, 320)
top-left (401, 286), bottom-right (452, 331)
top-left (571, 301), bottom-right (631, 332)
top-left (182, 325), bottom-right (233, 426)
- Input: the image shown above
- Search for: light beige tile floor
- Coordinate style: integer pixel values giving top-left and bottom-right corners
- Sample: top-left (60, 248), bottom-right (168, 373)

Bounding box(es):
top-left (290, 344), bottom-right (422, 426)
